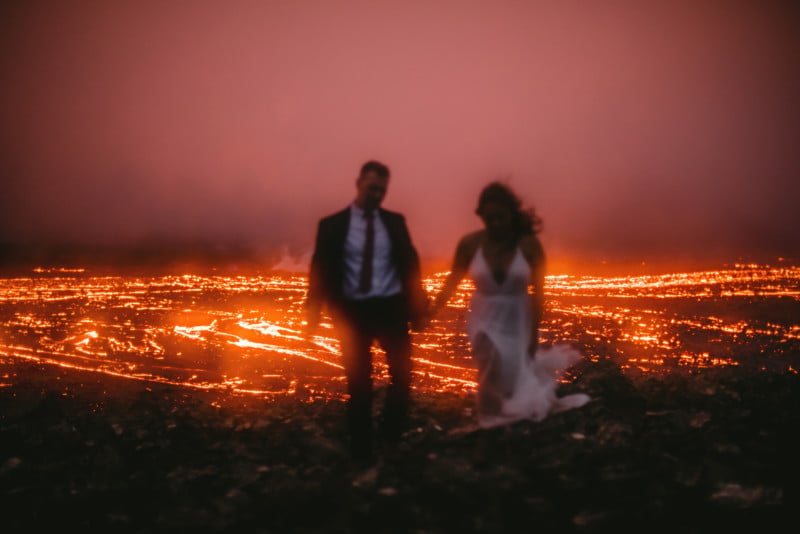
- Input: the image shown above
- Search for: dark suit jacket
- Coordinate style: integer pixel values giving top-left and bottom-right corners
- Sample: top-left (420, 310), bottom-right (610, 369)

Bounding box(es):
top-left (306, 206), bottom-right (428, 325)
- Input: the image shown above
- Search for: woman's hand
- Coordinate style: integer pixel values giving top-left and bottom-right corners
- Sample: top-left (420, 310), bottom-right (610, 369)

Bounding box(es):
top-left (431, 292), bottom-right (449, 315)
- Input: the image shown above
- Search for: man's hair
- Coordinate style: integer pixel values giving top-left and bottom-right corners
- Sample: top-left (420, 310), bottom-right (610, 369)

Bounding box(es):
top-left (360, 160), bottom-right (390, 179)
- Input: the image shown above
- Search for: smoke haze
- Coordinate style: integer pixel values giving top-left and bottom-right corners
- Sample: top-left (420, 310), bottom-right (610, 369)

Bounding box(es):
top-left (2, 0), bottom-right (799, 272)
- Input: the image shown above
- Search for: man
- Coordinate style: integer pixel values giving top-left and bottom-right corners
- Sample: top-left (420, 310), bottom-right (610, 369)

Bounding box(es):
top-left (305, 160), bottom-right (428, 463)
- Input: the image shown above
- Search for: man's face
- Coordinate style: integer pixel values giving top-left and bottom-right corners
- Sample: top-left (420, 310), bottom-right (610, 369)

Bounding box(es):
top-left (355, 171), bottom-right (389, 211)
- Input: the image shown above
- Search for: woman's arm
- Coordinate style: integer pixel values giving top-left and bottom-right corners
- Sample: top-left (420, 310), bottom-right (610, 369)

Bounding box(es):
top-left (432, 233), bottom-right (479, 313)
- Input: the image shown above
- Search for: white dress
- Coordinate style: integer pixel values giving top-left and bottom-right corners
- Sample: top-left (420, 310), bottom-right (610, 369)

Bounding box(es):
top-left (466, 246), bottom-right (590, 428)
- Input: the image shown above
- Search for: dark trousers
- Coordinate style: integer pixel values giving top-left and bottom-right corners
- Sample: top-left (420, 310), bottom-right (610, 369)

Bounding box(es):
top-left (336, 295), bottom-right (412, 460)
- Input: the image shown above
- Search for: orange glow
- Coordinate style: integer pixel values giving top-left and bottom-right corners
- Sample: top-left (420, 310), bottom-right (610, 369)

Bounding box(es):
top-left (0, 264), bottom-right (798, 398)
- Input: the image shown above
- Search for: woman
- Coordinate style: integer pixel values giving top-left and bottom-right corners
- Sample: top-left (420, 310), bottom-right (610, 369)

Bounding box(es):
top-left (432, 182), bottom-right (589, 428)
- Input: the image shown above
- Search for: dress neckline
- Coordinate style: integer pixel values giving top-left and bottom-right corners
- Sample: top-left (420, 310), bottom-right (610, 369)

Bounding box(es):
top-left (479, 245), bottom-right (521, 288)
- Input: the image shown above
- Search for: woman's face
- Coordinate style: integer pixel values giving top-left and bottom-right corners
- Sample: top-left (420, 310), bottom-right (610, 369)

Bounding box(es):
top-left (479, 201), bottom-right (514, 239)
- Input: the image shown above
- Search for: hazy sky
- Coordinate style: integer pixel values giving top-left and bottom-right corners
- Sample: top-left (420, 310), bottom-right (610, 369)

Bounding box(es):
top-left (2, 0), bottom-right (798, 268)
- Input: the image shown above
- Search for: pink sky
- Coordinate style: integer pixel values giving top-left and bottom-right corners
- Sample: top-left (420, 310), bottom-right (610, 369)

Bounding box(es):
top-left (1, 0), bottom-right (798, 269)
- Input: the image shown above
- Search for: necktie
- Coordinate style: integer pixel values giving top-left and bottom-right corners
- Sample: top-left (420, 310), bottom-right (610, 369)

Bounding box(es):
top-left (358, 209), bottom-right (375, 293)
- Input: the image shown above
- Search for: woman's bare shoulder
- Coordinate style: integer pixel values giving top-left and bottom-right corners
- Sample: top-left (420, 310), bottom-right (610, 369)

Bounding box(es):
top-left (519, 234), bottom-right (544, 262)
top-left (453, 231), bottom-right (483, 263)
top-left (458, 230), bottom-right (484, 249)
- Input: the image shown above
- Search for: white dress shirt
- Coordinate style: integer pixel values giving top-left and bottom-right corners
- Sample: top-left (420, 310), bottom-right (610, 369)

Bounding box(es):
top-left (343, 203), bottom-right (402, 299)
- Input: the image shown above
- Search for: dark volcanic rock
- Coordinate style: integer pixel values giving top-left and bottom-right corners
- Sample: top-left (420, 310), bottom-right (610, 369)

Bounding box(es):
top-left (0, 361), bottom-right (796, 532)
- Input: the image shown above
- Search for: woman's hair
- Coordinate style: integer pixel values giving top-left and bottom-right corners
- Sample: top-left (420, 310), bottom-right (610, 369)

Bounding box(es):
top-left (475, 181), bottom-right (542, 236)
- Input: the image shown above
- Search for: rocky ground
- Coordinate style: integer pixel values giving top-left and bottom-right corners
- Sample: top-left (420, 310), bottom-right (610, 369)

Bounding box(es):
top-left (1, 357), bottom-right (798, 533)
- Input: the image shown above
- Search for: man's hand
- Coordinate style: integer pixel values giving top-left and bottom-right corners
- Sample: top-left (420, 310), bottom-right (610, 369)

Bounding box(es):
top-left (411, 298), bottom-right (435, 331)
top-left (411, 310), bottom-right (432, 331)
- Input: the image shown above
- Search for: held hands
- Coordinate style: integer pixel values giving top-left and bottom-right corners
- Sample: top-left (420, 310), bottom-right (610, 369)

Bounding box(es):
top-left (413, 292), bottom-right (450, 331)
top-left (411, 313), bottom-right (432, 331)
top-left (412, 292), bottom-right (450, 331)
top-left (431, 291), bottom-right (449, 315)
top-left (411, 299), bottom-right (434, 331)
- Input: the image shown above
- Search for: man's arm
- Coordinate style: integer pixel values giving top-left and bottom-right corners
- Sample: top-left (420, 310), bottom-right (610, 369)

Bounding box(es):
top-left (304, 220), bottom-right (327, 335)
top-left (393, 213), bottom-right (430, 327)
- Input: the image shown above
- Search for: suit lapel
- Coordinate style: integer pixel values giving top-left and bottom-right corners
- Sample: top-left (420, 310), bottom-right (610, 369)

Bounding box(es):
top-left (326, 208), bottom-right (350, 258)
top-left (377, 209), bottom-right (397, 244)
